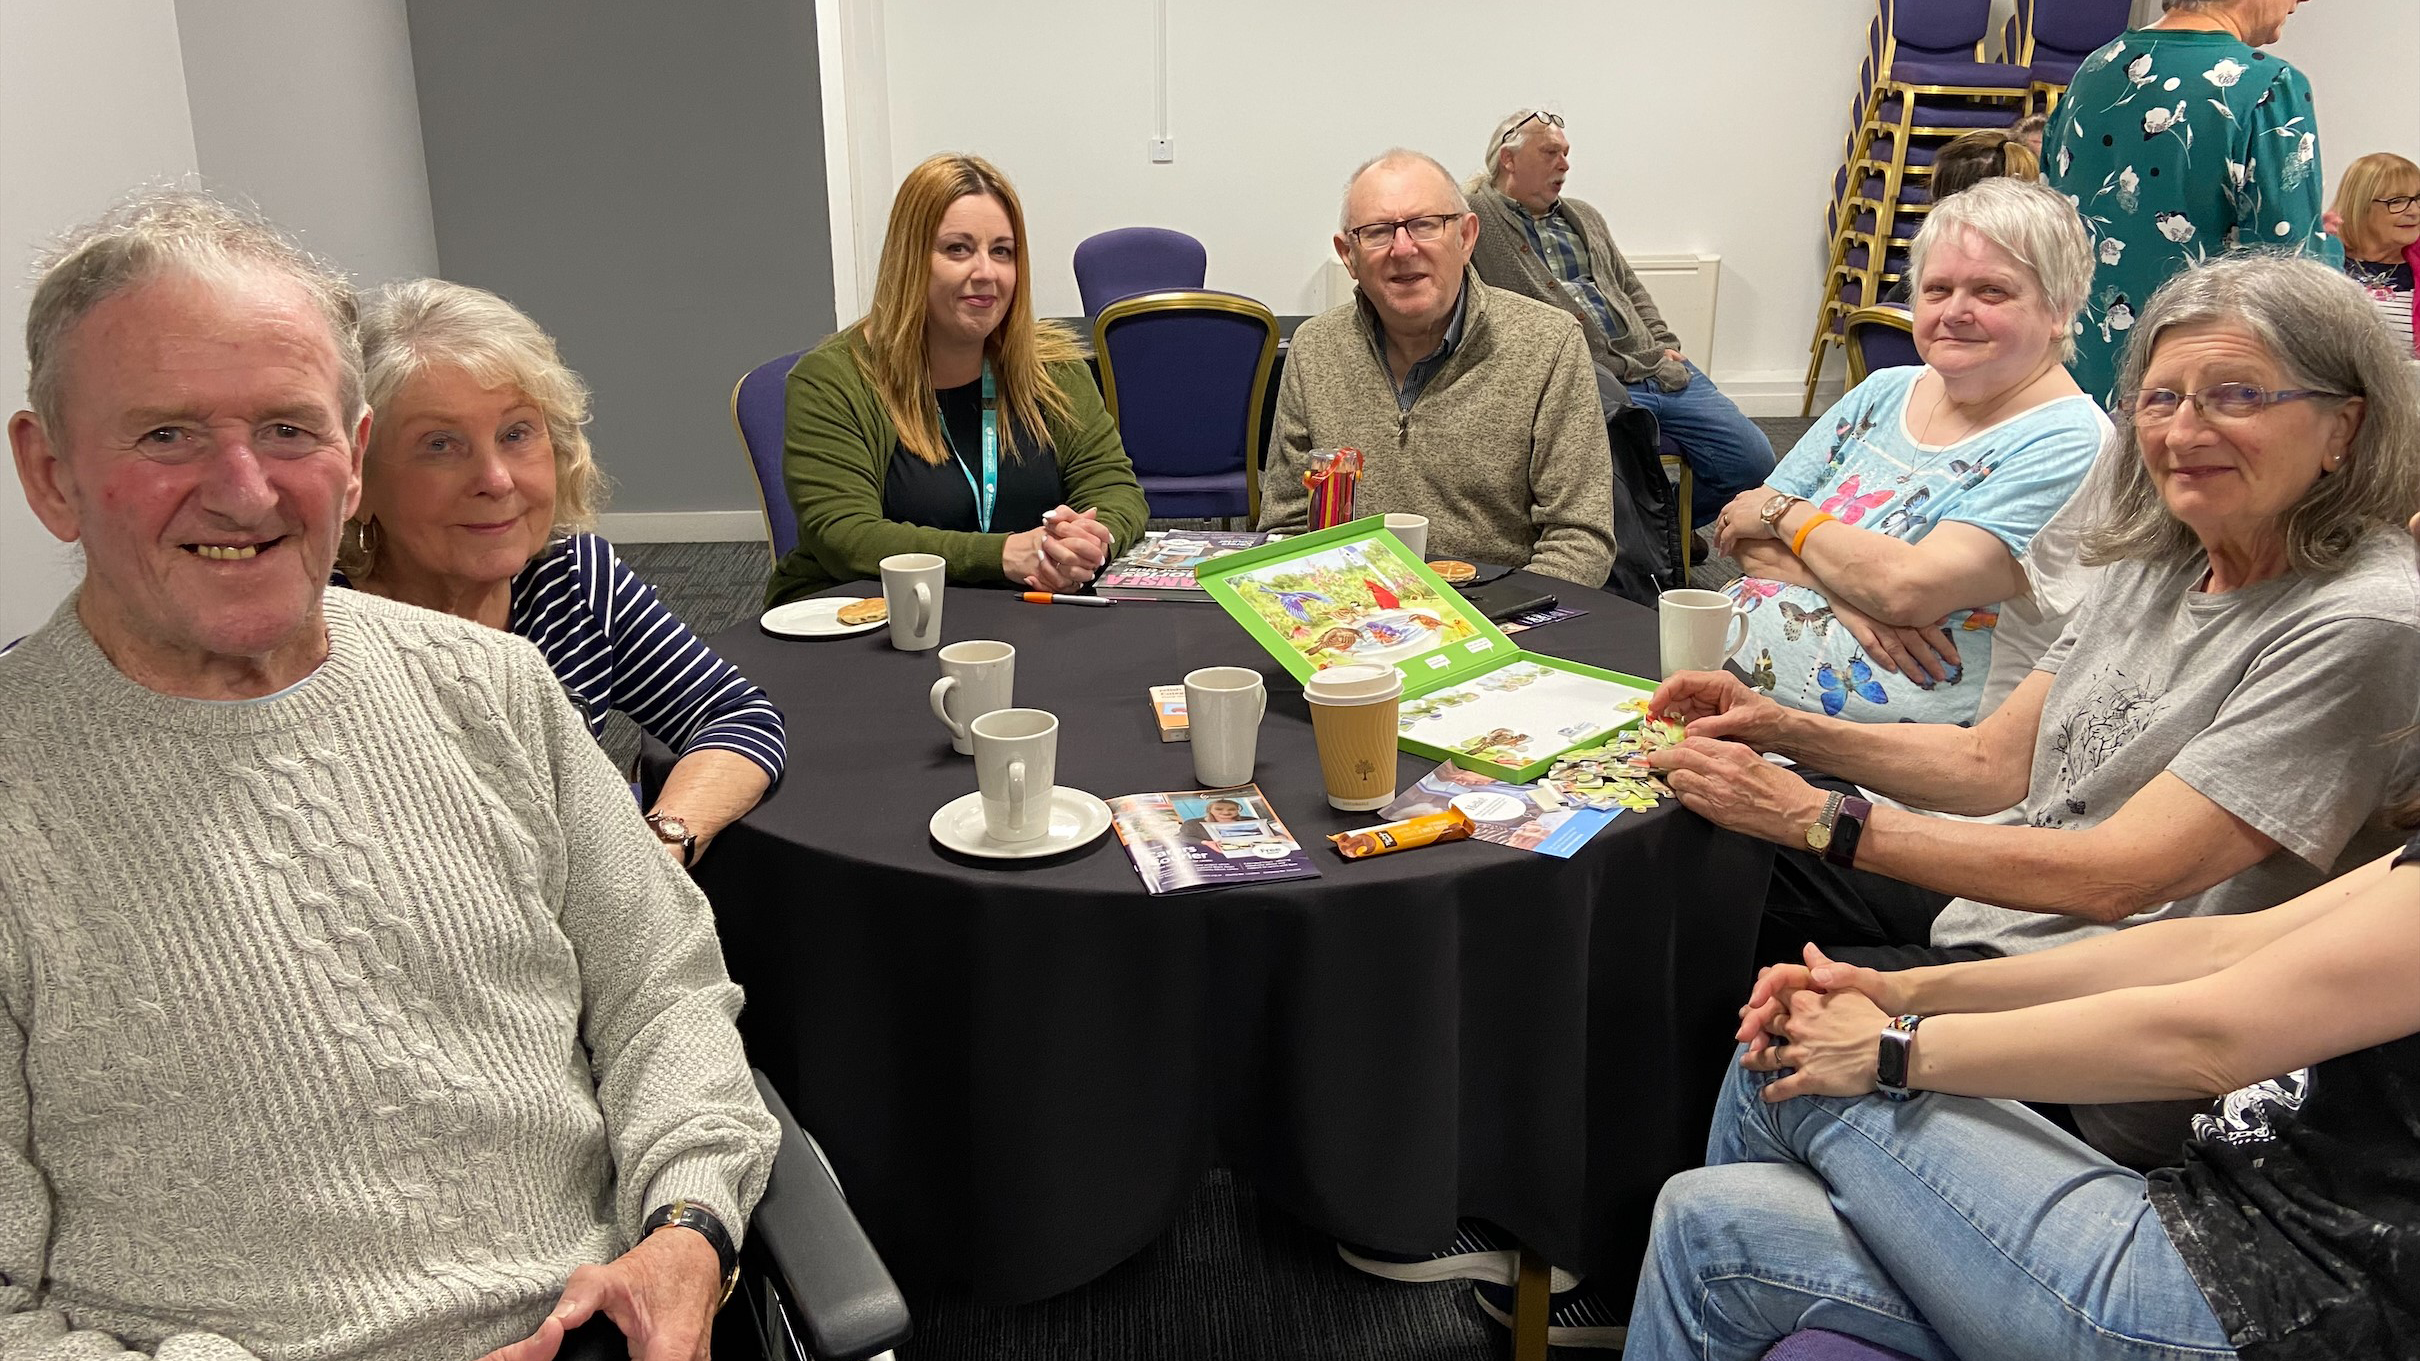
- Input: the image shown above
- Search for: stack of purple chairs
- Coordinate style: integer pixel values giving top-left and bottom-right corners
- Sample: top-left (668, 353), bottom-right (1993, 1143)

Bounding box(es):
top-left (2006, 0), bottom-right (2134, 111)
top-left (1805, 0), bottom-right (2033, 414)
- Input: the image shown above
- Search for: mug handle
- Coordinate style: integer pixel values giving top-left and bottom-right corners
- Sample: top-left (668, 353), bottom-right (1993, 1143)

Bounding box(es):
top-left (1006, 758), bottom-right (1027, 829)
top-left (1723, 607), bottom-right (1751, 662)
top-left (929, 676), bottom-right (965, 742)
top-left (913, 581), bottom-right (934, 637)
top-left (1256, 688), bottom-right (1267, 722)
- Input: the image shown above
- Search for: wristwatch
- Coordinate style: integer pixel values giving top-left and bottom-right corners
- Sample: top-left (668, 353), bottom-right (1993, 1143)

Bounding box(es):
top-left (1758, 492), bottom-right (1804, 530)
top-left (643, 1198), bottom-right (741, 1308)
top-left (1822, 795), bottom-right (1873, 868)
top-left (644, 811), bottom-right (697, 866)
top-left (1805, 790), bottom-right (1847, 854)
top-left (1875, 1013), bottom-right (1924, 1102)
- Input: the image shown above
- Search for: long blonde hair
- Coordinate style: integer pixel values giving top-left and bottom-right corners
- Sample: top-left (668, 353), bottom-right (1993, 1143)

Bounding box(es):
top-left (852, 153), bottom-right (1081, 466)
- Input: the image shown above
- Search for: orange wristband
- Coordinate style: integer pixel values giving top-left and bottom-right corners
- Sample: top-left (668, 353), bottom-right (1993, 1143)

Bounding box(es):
top-left (1790, 511), bottom-right (1836, 556)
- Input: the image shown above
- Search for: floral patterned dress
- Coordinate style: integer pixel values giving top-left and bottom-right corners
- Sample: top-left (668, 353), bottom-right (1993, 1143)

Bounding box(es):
top-left (2045, 28), bottom-right (2339, 403)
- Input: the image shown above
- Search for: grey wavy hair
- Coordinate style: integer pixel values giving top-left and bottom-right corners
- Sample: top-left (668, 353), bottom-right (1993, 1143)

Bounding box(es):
top-left (1468, 108), bottom-right (1560, 195)
top-left (1338, 149), bottom-right (1470, 232)
top-left (1907, 177), bottom-right (2094, 362)
top-left (344, 278), bottom-right (606, 578)
top-left (23, 186), bottom-right (362, 436)
top-left (2084, 252), bottom-right (2420, 575)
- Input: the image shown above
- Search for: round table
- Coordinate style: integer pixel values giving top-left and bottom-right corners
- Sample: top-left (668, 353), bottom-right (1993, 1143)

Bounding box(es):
top-left (666, 572), bottom-right (1774, 1304)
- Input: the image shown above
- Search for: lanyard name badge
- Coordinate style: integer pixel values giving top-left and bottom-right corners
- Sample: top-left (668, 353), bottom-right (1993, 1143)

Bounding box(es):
top-left (941, 365), bottom-right (1000, 533)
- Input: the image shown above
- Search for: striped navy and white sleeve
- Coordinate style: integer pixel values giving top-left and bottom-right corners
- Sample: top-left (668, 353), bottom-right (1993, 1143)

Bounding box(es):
top-left (520, 535), bottom-right (788, 785)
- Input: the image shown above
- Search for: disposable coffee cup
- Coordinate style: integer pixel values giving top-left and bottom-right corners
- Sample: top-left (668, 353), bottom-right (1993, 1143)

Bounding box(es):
top-left (1659, 588), bottom-right (1749, 679)
top-left (1184, 665), bottom-right (1265, 788)
top-left (1303, 662), bottom-right (1404, 812)
top-left (880, 552), bottom-right (946, 651)
top-left (971, 707), bottom-right (1057, 843)
top-left (930, 640), bottom-right (1016, 755)
top-left (1383, 513), bottom-right (1429, 561)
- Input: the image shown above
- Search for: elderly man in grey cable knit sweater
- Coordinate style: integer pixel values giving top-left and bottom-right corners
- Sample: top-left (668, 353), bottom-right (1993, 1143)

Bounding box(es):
top-left (0, 192), bottom-right (776, 1360)
top-left (1258, 149), bottom-right (1615, 587)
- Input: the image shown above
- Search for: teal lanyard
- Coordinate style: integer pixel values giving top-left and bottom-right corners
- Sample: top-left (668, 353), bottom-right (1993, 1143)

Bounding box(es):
top-left (939, 365), bottom-right (1000, 534)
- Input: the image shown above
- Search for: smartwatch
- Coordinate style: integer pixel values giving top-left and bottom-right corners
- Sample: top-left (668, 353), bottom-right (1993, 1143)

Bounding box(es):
top-left (642, 1198), bottom-right (741, 1308)
top-left (1875, 1013), bottom-right (1924, 1102)
top-left (1822, 795), bottom-right (1872, 868)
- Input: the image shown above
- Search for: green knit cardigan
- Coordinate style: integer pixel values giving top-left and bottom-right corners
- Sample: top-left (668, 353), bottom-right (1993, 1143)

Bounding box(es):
top-left (764, 332), bottom-right (1150, 605)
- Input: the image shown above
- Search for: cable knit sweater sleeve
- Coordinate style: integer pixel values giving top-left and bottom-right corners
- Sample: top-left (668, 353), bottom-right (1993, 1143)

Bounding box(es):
top-left (505, 634), bottom-right (779, 1239)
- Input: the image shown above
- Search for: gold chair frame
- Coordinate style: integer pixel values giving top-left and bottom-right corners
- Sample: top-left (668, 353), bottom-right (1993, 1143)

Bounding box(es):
top-left (1092, 290), bottom-right (1280, 526)
top-left (1842, 305), bottom-right (1918, 391)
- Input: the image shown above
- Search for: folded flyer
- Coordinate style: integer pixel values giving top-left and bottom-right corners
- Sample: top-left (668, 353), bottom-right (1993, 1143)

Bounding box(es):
top-left (1377, 761), bottom-right (1623, 859)
top-left (1106, 785), bottom-right (1320, 894)
top-left (1095, 530), bottom-right (1272, 600)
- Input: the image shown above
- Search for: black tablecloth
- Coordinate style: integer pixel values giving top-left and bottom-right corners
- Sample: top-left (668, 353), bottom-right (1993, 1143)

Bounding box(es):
top-left (661, 574), bottom-right (1772, 1303)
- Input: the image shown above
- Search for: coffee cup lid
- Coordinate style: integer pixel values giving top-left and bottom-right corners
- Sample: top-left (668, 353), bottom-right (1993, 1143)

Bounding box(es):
top-left (1304, 662), bottom-right (1403, 703)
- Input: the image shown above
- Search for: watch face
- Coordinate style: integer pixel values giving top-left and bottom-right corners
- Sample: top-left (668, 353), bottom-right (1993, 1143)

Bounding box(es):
top-left (655, 816), bottom-right (690, 841)
top-left (1805, 824), bottom-right (1833, 851)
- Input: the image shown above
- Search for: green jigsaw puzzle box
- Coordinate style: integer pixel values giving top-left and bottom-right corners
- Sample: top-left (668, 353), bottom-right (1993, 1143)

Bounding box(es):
top-left (1196, 517), bottom-right (1656, 782)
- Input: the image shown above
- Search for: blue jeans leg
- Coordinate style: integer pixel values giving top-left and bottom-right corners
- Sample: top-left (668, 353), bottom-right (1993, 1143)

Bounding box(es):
top-left (1625, 360), bottom-right (1776, 527)
top-left (1625, 1049), bottom-right (2234, 1361)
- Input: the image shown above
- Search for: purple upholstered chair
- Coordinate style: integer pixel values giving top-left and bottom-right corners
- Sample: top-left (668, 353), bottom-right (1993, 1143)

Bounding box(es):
top-left (1072, 227), bottom-right (1208, 318)
top-left (1846, 305), bottom-right (1922, 388)
top-left (1880, 0), bottom-right (2031, 90)
top-left (1092, 290), bottom-right (1278, 522)
top-left (2018, 0), bottom-right (2133, 91)
top-left (1764, 1329), bottom-right (1931, 1361)
top-left (731, 349), bottom-right (807, 564)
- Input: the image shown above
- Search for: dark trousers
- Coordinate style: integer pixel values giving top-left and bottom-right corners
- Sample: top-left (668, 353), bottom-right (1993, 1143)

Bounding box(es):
top-left (1754, 777), bottom-right (1998, 973)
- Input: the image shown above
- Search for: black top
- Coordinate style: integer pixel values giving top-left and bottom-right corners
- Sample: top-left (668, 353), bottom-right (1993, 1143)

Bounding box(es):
top-left (880, 377), bottom-right (1066, 536)
top-left (2150, 830), bottom-right (2420, 1359)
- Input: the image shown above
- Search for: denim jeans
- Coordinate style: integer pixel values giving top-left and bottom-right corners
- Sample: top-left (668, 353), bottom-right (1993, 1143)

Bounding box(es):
top-left (1624, 1048), bottom-right (2233, 1361)
top-left (1623, 360), bottom-right (1776, 528)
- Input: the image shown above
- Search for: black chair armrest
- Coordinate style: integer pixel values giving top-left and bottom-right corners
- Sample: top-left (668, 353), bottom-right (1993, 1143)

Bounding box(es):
top-left (748, 1068), bottom-right (912, 1361)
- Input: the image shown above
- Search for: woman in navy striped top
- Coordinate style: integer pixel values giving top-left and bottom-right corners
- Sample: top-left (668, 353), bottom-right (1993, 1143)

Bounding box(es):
top-left (341, 279), bottom-right (785, 865)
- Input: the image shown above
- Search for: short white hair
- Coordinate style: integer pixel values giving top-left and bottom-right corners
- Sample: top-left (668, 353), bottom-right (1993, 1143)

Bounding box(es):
top-left (1907, 177), bottom-right (2093, 361)
top-left (1473, 108), bottom-right (1560, 193)
top-left (1339, 149), bottom-right (1471, 231)
top-left (24, 186), bottom-right (361, 435)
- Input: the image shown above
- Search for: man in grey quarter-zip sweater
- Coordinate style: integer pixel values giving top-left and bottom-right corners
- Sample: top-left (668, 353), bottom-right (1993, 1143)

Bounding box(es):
top-left (1257, 150), bottom-right (1615, 587)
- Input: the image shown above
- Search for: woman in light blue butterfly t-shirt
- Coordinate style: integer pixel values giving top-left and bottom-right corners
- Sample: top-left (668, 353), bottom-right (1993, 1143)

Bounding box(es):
top-left (1714, 180), bottom-right (2110, 727)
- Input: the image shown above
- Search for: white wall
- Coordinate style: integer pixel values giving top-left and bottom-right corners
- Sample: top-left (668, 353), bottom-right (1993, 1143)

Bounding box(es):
top-left (175, 0), bottom-right (440, 284)
top-left (845, 0), bottom-right (2409, 410)
top-left (0, 0), bottom-right (201, 642)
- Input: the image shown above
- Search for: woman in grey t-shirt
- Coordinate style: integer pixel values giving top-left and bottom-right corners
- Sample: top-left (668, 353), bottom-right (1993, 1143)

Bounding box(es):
top-left (1645, 253), bottom-right (2420, 986)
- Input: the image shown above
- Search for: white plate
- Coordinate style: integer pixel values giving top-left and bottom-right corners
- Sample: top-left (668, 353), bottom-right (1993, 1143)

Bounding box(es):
top-left (761, 596), bottom-right (885, 639)
top-left (929, 786), bottom-right (1113, 859)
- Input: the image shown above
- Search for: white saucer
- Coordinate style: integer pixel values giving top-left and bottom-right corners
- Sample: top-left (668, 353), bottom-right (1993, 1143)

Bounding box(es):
top-left (761, 596), bottom-right (885, 639)
top-left (929, 786), bottom-right (1113, 859)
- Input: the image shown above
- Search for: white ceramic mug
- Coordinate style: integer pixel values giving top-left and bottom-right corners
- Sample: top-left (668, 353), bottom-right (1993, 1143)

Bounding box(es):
top-left (971, 707), bottom-right (1058, 843)
top-left (1183, 666), bottom-right (1266, 788)
top-left (1658, 588), bottom-right (1751, 678)
top-left (879, 552), bottom-right (946, 651)
top-left (1383, 513), bottom-right (1430, 562)
top-left (929, 640), bottom-right (1016, 755)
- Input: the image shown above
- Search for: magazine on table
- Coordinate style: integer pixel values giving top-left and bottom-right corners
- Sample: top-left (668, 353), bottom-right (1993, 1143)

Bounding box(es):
top-left (1094, 530), bottom-right (1273, 600)
top-left (1106, 785), bottom-right (1321, 894)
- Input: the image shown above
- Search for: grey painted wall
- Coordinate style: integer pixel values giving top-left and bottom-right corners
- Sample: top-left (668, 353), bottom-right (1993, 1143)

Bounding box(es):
top-left (405, 0), bottom-right (835, 517)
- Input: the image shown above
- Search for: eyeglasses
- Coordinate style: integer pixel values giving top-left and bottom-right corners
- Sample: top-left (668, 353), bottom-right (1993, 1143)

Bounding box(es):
top-left (1497, 109), bottom-right (1566, 149)
top-left (2375, 195), bottom-right (2420, 214)
top-left (2124, 382), bottom-right (2349, 423)
top-left (1342, 214), bottom-right (1461, 252)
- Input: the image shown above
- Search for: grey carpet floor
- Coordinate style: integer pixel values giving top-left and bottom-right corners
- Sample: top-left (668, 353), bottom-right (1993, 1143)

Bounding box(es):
top-left (615, 414), bottom-right (1809, 1355)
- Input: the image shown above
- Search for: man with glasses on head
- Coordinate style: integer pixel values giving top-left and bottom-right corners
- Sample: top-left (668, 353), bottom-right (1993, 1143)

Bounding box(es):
top-left (1467, 108), bottom-right (1775, 542)
top-left (1257, 148), bottom-right (1615, 587)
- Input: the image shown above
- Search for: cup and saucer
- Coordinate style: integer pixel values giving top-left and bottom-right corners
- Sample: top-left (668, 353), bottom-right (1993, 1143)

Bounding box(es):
top-left (928, 787), bottom-right (1113, 860)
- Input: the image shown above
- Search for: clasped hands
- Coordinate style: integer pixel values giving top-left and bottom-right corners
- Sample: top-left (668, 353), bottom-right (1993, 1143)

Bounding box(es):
top-left (1734, 943), bottom-right (1909, 1103)
top-left (1003, 504), bottom-right (1113, 592)
top-left (477, 1225), bottom-right (722, 1361)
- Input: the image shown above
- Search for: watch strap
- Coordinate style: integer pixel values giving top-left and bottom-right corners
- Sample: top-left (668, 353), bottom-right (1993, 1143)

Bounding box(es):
top-left (643, 1198), bottom-right (740, 1307)
top-left (1806, 790), bottom-right (1846, 852)
top-left (1823, 795), bottom-right (1873, 868)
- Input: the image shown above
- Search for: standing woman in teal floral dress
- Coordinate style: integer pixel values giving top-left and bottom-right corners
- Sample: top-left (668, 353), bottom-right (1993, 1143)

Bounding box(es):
top-left (2044, 0), bottom-right (2339, 403)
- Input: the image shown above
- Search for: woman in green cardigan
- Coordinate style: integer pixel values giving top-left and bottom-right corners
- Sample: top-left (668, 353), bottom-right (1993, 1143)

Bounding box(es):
top-left (766, 153), bottom-right (1148, 605)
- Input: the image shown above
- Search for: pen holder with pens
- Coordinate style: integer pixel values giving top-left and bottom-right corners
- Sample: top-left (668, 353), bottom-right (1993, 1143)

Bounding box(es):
top-left (1304, 447), bottom-right (1363, 531)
